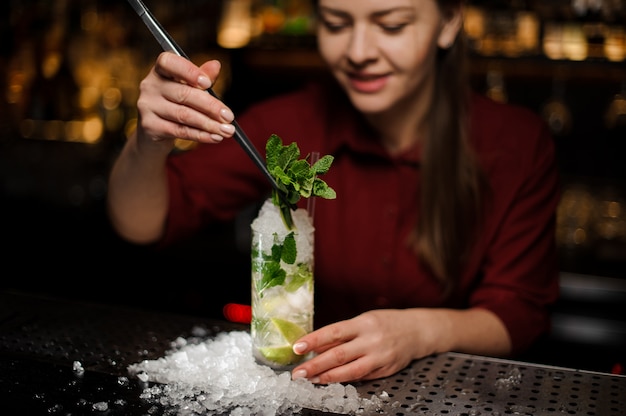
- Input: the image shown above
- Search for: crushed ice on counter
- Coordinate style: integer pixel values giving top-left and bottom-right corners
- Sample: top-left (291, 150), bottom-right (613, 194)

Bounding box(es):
top-left (72, 360), bottom-right (85, 376)
top-left (494, 367), bottom-right (523, 390)
top-left (128, 330), bottom-right (387, 415)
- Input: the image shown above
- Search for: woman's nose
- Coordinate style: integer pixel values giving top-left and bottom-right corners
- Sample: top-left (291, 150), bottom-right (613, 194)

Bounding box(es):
top-left (346, 25), bottom-right (377, 65)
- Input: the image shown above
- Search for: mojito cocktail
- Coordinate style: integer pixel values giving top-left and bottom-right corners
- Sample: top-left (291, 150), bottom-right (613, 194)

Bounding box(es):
top-left (250, 199), bottom-right (314, 370)
top-left (250, 134), bottom-right (335, 370)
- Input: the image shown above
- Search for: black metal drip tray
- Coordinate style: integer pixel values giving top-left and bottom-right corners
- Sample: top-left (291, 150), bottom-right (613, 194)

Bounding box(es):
top-left (355, 353), bottom-right (626, 415)
top-left (1, 290), bottom-right (625, 415)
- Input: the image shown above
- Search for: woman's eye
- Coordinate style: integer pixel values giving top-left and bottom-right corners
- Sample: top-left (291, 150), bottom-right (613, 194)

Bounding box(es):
top-left (321, 20), bottom-right (349, 32)
top-left (380, 23), bottom-right (408, 33)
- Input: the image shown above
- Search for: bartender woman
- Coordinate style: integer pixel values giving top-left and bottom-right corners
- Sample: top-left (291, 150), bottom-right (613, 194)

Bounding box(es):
top-left (107, 0), bottom-right (560, 384)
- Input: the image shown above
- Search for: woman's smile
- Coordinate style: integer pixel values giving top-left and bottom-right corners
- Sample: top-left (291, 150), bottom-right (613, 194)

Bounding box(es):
top-left (347, 71), bottom-right (391, 93)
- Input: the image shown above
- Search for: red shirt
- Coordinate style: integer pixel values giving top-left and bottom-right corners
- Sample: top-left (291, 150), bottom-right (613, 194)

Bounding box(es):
top-left (163, 81), bottom-right (560, 355)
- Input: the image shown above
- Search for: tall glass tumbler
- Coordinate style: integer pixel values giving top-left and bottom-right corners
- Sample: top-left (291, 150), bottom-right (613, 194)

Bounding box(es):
top-left (250, 199), bottom-right (314, 370)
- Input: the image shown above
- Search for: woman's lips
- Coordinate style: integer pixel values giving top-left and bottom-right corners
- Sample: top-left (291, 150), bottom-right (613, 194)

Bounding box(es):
top-left (347, 73), bottom-right (390, 93)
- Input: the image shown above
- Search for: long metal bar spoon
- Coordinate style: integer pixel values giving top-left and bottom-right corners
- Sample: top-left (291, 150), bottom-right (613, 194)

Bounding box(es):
top-left (126, 0), bottom-right (293, 208)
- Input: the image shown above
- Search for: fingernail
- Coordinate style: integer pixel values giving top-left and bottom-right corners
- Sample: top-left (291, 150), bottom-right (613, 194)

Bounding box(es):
top-left (220, 108), bottom-right (234, 123)
top-left (292, 369), bottom-right (307, 380)
top-left (309, 377), bottom-right (320, 384)
top-left (293, 342), bottom-right (307, 355)
top-left (197, 75), bottom-right (212, 89)
top-left (219, 123), bottom-right (235, 135)
top-left (210, 134), bottom-right (223, 142)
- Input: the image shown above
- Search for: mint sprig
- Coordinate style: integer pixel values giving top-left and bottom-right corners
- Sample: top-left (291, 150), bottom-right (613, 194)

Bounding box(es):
top-left (252, 232), bottom-right (297, 294)
top-left (265, 134), bottom-right (336, 229)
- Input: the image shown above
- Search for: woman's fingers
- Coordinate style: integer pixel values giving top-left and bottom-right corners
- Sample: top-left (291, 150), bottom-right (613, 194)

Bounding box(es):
top-left (294, 340), bottom-right (390, 384)
top-left (138, 53), bottom-right (235, 143)
top-left (139, 107), bottom-right (223, 143)
top-left (156, 92), bottom-right (233, 135)
top-left (291, 320), bottom-right (362, 381)
top-left (199, 59), bottom-right (223, 86)
top-left (154, 52), bottom-right (214, 89)
top-left (156, 79), bottom-right (233, 123)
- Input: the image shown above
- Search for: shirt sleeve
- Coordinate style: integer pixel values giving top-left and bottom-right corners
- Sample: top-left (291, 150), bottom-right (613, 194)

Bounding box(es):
top-left (468, 101), bottom-right (561, 355)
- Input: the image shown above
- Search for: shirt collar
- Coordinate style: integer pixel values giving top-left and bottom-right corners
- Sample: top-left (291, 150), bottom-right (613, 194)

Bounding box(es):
top-left (324, 93), bottom-right (422, 167)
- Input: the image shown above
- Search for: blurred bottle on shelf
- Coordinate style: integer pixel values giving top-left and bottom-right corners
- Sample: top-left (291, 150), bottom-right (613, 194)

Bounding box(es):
top-left (464, 1), bottom-right (540, 58)
top-left (218, 0), bottom-right (254, 49)
top-left (465, 0), bottom-right (625, 63)
top-left (557, 184), bottom-right (595, 249)
top-left (604, 25), bottom-right (626, 61)
top-left (541, 76), bottom-right (573, 136)
top-left (594, 188), bottom-right (626, 244)
top-left (485, 68), bottom-right (508, 103)
top-left (604, 81), bottom-right (626, 130)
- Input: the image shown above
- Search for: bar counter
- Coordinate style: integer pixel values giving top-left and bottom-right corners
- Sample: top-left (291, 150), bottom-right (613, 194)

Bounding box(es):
top-left (1, 289), bottom-right (624, 415)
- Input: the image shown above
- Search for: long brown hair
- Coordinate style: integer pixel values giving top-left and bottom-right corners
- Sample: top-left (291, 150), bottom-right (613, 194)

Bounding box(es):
top-left (312, 0), bottom-right (485, 294)
top-left (411, 0), bottom-right (486, 295)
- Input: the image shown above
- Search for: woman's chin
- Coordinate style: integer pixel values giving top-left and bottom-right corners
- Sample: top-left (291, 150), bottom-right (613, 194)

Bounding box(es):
top-left (346, 94), bottom-right (392, 115)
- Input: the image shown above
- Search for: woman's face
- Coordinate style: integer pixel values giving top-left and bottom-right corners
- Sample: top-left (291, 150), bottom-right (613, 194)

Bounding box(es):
top-left (316, 0), bottom-right (462, 115)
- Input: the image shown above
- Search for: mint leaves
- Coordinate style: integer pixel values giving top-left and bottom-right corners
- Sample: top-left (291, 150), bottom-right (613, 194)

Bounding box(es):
top-left (265, 134), bottom-right (336, 229)
top-left (252, 232), bottom-right (300, 294)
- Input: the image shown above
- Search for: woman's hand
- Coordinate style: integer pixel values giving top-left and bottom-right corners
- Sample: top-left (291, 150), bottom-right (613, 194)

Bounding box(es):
top-left (136, 52), bottom-right (236, 148)
top-left (107, 52), bottom-right (238, 244)
top-left (290, 307), bottom-right (511, 384)
top-left (290, 309), bottom-right (438, 384)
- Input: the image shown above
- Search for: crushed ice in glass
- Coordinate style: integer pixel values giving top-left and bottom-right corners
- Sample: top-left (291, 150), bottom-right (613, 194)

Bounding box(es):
top-left (251, 199), bottom-right (314, 264)
top-left (128, 330), bottom-right (386, 415)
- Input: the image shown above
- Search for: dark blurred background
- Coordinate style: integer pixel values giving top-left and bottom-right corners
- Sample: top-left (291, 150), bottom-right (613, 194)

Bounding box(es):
top-left (1, 0), bottom-right (625, 374)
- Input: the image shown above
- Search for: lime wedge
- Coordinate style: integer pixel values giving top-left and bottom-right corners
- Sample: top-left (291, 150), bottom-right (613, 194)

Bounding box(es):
top-left (271, 318), bottom-right (307, 344)
top-left (259, 345), bottom-right (304, 366)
